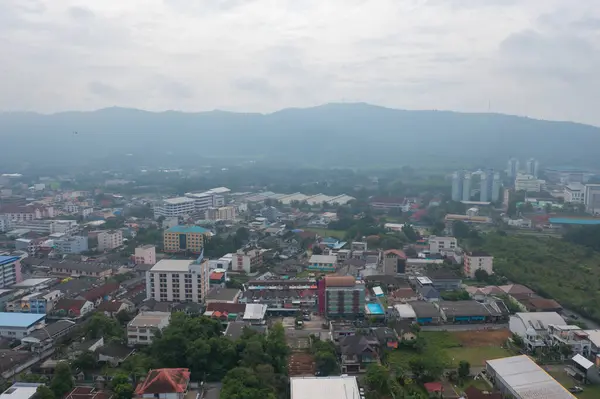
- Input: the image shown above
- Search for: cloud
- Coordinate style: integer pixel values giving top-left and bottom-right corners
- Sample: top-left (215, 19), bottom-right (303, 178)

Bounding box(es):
top-left (0, 0), bottom-right (599, 125)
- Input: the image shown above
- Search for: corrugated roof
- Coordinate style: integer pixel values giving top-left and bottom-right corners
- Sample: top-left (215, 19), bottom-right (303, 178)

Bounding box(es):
top-left (0, 312), bottom-right (45, 328)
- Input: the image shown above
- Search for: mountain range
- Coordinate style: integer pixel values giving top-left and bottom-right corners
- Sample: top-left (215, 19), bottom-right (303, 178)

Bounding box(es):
top-left (0, 103), bottom-right (598, 171)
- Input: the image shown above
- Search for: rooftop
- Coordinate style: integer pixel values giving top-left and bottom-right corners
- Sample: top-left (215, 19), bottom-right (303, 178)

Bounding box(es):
top-left (206, 288), bottom-right (241, 302)
top-left (438, 300), bottom-right (490, 317)
top-left (290, 376), bottom-right (359, 399)
top-left (150, 259), bottom-right (192, 272)
top-left (243, 304), bottom-right (267, 320)
top-left (64, 387), bottom-right (112, 399)
top-left (129, 311), bottom-right (170, 328)
top-left (166, 225), bottom-right (210, 234)
top-left (0, 383), bottom-right (43, 399)
top-left (163, 197), bottom-right (195, 205)
top-left (309, 254), bottom-right (337, 264)
top-left (135, 368), bottom-right (190, 395)
top-left (486, 355), bottom-right (575, 399)
top-left (0, 256), bottom-right (19, 266)
top-left (0, 313), bottom-right (44, 328)
top-left (408, 301), bottom-right (441, 318)
top-left (11, 278), bottom-right (54, 288)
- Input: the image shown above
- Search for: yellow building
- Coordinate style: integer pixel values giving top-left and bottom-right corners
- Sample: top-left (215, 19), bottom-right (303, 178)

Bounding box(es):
top-left (163, 225), bottom-right (211, 254)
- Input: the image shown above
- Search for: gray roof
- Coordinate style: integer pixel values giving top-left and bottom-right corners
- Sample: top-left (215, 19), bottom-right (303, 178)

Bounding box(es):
top-left (96, 343), bottom-right (133, 359)
top-left (224, 322), bottom-right (247, 341)
top-left (438, 300), bottom-right (491, 317)
top-left (408, 301), bottom-right (441, 318)
top-left (206, 288), bottom-right (240, 302)
top-left (417, 285), bottom-right (440, 299)
top-left (24, 321), bottom-right (76, 341)
top-left (49, 261), bottom-right (112, 273)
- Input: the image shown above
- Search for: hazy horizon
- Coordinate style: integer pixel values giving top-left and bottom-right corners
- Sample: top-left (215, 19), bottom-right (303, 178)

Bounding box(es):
top-left (1, 1), bottom-right (600, 125)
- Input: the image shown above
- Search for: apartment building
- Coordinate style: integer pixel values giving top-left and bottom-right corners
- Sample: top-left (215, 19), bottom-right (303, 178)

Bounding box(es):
top-left (514, 174), bottom-right (545, 192)
top-left (322, 276), bottom-right (365, 318)
top-left (0, 256), bottom-right (22, 288)
top-left (97, 230), bottom-right (123, 251)
top-left (11, 219), bottom-right (78, 235)
top-left (584, 184), bottom-right (600, 214)
top-left (428, 236), bottom-right (457, 254)
top-left (0, 216), bottom-right (9, 233)
top-left (0, 205), bottom-right (54, 223)
top-left (185, 187), bottom-right (228, 213)
top-left (127, 311), bottom-right (171, 346)
top-left (383, 250), bottom-right (407, 275)
top-left (54, 236), bottom-right (88, 254)
top-left (153, 197), bottom-right (196, 218)
top-left (232, 248), bottom-right (265, 273)
top-left (464, 251), bottom-right (494, 278)
top-left (205, 206), bottom-right (236, 221)
top-left (564, 183), bottom-right (585, 204)
top-left (163, 225), bottom-right (211, 254)
top-left (145, 259), bottom-right (210, 303)
top-left (134, 245), bottom-right (156, 265)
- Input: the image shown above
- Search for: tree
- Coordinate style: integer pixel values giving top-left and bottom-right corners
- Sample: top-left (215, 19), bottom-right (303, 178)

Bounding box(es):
top-left (115, 310), bottom-right (133, 325)
top-left (312, 246), bottom-right (323, 255)
top-left (474, 269), bottom-right (490, 282)
top-left (404, 247), bottom-right (418, 258)
top-left (453, 221), bottom-right (471, 239)
top-left (315, 351), bottom-right (338, 376)
top-left (50, 362), bottom-right (73, 398)
top-left (35, 386), bottom-right (55, 399)
top-left (72, 351), bottom-right (97, 371)
top-left (110, 374), bottom-right (134, 399)
top-left (458, 360), bottom-right (470, 380)
top-left (86, 313), bottom-right (123, 341)
top-left (402, 225), bottom-right (418, 242)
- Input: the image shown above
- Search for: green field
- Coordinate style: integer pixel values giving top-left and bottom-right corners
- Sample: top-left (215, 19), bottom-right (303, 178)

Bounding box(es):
top-left (446, 346), bottom-right (513, 367)
top-left (548, 369), bottom-right (600, 399)
top-left (304, 228), bottom-right (347, 239)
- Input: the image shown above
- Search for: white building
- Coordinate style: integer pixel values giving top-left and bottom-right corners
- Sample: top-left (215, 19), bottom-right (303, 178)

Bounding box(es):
top-left (127, 311), bottom-right (170, 346)
top-left (185, 188), bottom-right (227, 214)
top-left (12, 219), bottom-right (78, 235)
top-left (97, 230), bottom-right (123, 251)
top-left (428, 236), bottom-right (457, 254)
top-left (153, 197), bottom-right (196, 218)
top-left (205, 206), bottom-right (236, 221)
top-left (514, 174), bottom-right (545, 192)
top-left (0, 216), bottom-right (10, 233)
top-left (0, 313), bottom-right (45, 339)
top-left (463, 251), bottom-right (493, 278)
top-left (290, 376), bottom-right (360, 399)
top-left (0, 255), bottom-right (21, 287)
top-left (54, 236), bottom-right (88, 254)
top-left (564, 183), bottom-right (585, 204)
top-left (146, 259), bottom-right (210, 303)
top-left (232, 249), bottom-right (265, 273)
top-left (134, 245), bottom-right (156, 265)
top-left (486, 355), bottom-right (575, 399)
top-left (584, 184), bottom-right (600, 214)
top-left (509, 312), bottom-right (567, 351)
top-left (0, 383), bottom-right (44, 399)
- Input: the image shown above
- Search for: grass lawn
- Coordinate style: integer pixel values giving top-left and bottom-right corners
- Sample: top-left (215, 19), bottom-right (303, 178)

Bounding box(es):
top-left (446, 346), bottom-right (513, 367)
top-left (304, 228), bottom-right (346, 239)
top-left (548, 369), bottom-right (600, 399)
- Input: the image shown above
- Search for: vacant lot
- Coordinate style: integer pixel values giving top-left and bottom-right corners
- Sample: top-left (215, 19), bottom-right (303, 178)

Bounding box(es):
top-left (453, 329), bottom-right (511, 347)
top-left (548, 368), bottom-right (600, 399)
top-left (446, 346), bottom-right (513, 367)
top-left (288, 353), bottom-right (316, 376)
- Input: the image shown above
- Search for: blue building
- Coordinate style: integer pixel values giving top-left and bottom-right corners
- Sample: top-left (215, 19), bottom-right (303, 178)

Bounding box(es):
top-left (0, 312), bottom-right (45, 339)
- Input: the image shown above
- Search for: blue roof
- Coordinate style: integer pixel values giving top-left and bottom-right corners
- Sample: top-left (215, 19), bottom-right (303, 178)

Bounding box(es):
top-left (167, 225), bottom-right (210, 234)
top-left (549, 218), bottom-right (600, 225)
top-left (0, 313), bottom-right (45, 328)
top-left (0, 256), bottom-right (19, 266)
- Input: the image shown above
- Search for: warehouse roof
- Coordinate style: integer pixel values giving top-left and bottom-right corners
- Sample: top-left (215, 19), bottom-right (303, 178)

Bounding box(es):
top-left (0, 313), bottom-right (44, 328)
top-left (438, 300), bottom-right (490, 317)
top-left (290, 376), bottom-right (359, 399)
top-left (486, 355), bottom-right (575, 399)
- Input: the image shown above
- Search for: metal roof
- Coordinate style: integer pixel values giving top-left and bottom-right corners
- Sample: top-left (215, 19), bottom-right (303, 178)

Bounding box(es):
top-left (572, 354), bottom-right (593, 370)
top-left (0, 313), bottom-right (45, 328)
top-left (290, 376), bottom-right (359, 399)
top-left (243, 304), bottom-right (267, 320)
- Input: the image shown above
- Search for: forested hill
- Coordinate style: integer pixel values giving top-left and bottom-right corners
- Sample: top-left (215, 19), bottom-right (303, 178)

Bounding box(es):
top-left (1, 103), bottom-right (599, 170)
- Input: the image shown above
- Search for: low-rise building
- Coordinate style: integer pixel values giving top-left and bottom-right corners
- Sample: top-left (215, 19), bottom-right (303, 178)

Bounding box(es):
top-left (515, 174), bottom-right (546, 192)
top-left (0, 383), bottom-right (44, 399)
top-left (0, 313), bottom-right (45, 338)
top-left (48, 262), bottom-right (113, 278)
top-left (308, 254), bottom-right (337, 273)
top-left (232, 248), bottom-right (265, 273)
top-left (6, 290), bottom-right (62, 314)
top-left (134, 245), bottom-right (156, 265)
top-left (127, 311), bottom-right (171, 346)
top-left (54, 236), bottom-right (88, 254)
top-left (205, 288), bottom-right (241, 304)
top-left (564, 183), bottom-right (585, 204)
top-left (409, 301), bottom-right (442, 324)
top-left (339, 334), bottom-right (379, 373)
top-left (464, 251), bottom-right (494, 278)
top-left (428, 236), bottom-right (457, 254)
top-left (383, 250), bottom-right (407, 275)
top-left (290, 376), bottom-right (360, 399)
top-left (205, 206), bottom-right (236, 221)
top-left (163, 225), bottom-right (211, 254)
top-left (97, 230), bottom-right (123, 251)
top-left (509, 312), bottom-right (567, 352)
top-left (53, 299), bottom-right (94, 318)
top-left (135, 368), bottom-right (191, 399)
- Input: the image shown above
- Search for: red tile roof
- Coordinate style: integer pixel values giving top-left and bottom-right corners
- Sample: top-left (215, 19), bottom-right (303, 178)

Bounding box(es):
top-left (424, 382), bottom-right (443, 393)
top-left (82, 282), bottom-right (119, 301)
top-left (54, 299), bottom-right (88, 315)
top-left (135, 368), bottom-right (190, 395)
top-left (206, 302), bottom-right (245, 313)
top-left (210, 272), bottom-right (224, 280)
top-left (384, 249), bottom-right (407, 259)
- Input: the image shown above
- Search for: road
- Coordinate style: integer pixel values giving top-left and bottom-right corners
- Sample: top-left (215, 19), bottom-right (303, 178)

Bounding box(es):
top-left (421, 324), bottom-right (509, 332)
top-left (561, 309), bottom-right (599, 329)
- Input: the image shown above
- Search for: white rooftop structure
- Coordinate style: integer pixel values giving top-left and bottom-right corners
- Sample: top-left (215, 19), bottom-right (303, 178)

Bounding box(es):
top-left (584, 329), bottom-right (600, 347)
top-left (12, 278), bottom-right (54, 288)
top-left (572, 354), bottom-right (593, 370)
top-left (510, 312), bottom-right (567, 337)
top-left (290, 376), bottom-right (360, 399)
top-left (309, 254), bottom-right (337, 264)
top-left (372, 286), bottom-right (384, 297)
top-left (243, 304), bottom-right (268, 321)
top-left (394, 304), bottom-right (417, 319)
top-left (416, 276), bottom-right (433, 286)
top-left (0, 383), bottom-right (43, 399)
top-left (486, 355), bottom-right (575, 399)
top-left (163, 197), bottom-right (196, 205)
top-left (150, 259), bottom-right (193, 272)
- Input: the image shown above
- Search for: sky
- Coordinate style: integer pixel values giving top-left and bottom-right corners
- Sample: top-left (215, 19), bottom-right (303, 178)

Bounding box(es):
top-left (1, 0), bottom-right (599, 125)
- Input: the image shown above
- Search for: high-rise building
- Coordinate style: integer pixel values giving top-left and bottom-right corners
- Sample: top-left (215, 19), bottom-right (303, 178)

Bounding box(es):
top-left (462, 173), bottom-right (472, 201)
top-left (492, 172), bottom-right (502, 202)
top-left (507, 158), bottom-right (519, 180)
top-left (322, 276), bottom-right (365, 318)
top-left (451, 171), bottom-right (463, 202)
top-left (526, 158), bottom-right (540, 178)
top-left (480, 171), bottom-right (490, 202)
top-left (145, 258), bottom-right (210, 303)
top-left (584, 184), bottom-right (600, 214)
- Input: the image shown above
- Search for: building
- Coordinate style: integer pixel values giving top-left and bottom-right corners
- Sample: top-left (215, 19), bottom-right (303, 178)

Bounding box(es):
top-left (12, 220), bottom-right (78, 235)
top-left (426, 271), bottom-right (462, 291)
top-left (146, 259), bottom-right (210, 303)
top-left (564, 183), bottom-right (585, 204)
top-left (52, 299), bottom-right (94, 318)
top-left (0, 205), bottom-right (54, 223)
top-left (409, 301), bottom-right (442, 324)
top-left (48, 262), bottom-right (113, 278)
top-left (163, 225), bottom-right (211, 254)
top-left (339, 334), bottom-right (379, 373)
top-left (526, 158), bottom-right (540, 178)
top-left (383, 250), bottom-right (407, 275)
top-left (0, 216), bottom-right (10, 233)
top-left (240, 278), bottom-right (318, 313)
top-left (480, 170), bottom-right (500, 202)
top-left (135, 368), bottom-right (191, 399)
top-left (54, 236), bottom-right (88, 254)
top-left (242, 303), bottom-right (268, 324)
top-left (464, 251), bottom-right (494, 278)
top-left (507, 158), bottom-right (520, 180)
top-left (486, 355), bottom-right (575, 399)
top-left (205, 288), bottom-right (241, 304)
top-left (0, 383), bottom-right (44, 399)
top-left (463, 173), bottom-right (472, 201)
top-left (452, 171), bottom-right (471, 202)
top-left (515, 174), bottom-right (545, 192)
top-left (322, 276), bottom-right (365, 318)
top-left (6, 290), bottom-right (62, 314)
top-left (308, 254), bottom-right (337, 273)
top-left (185, 188), bottom-right (227, 214)
top-left (289, 376), bottom-right (360, 399)
top-left (0, 256), bottom-right (22, 288)
top-left (232, 248), bottom-right (264, 273)
top-left (509, 312), bottom-right (567, 351)
top-left (64, 387), bottom-right (112, 399)
top-left (127, 312), bottom-right (171, 346)
top-left (492, 172), bottom-right (502, 202)
top-left (97, 230), bottom-right (123, 251)
top-left (545, 167), bottom-right (593, 184)
top-left (205, 206), bottom-right (236, 221)
top-left (369, 197), bottom-right (409, 212)
top-left (153, 197), bottom-right (196, 218)
top-left (428, 236), bottom-right (457, 254)
top-left (0, 313), bottom-right (45, 338)
top-left (134, 245), bottom-right (156, 265)
top-left (584, 184), bottom-right (600, 214)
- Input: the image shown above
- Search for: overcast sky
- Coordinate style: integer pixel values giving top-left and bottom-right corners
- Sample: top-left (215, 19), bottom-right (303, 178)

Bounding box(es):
top-left (1, 0), bottom-right (599, 125)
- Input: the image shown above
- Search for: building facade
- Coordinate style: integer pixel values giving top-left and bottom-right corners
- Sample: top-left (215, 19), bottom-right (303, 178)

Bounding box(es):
top-left (564, 183), bottom-right (585, 204)
top-left (153, 197), bottom-right (196, 218)
top-left (232, 249), bottom-right (264, 273)
top-left (507, 158), bottom-right (519, 180)
top-left (584, 184), bottom-right (600, 214)
top-left (54, 236), bottom-right (88, 254)
top-left (383, 250), bottom-right (406, 275)
top-left (127, 311), bottom-right (171, 346)
top-left (163, 225), bottom-right (211, 254)
top-left (0, 256), bottom-right (22, 287)
top-left (323, 276), bottom-right (365, 318)
top-left (428, 236), bottom-right (457, 254)
top-left (308, 254), bottom-right (337, 272)
top-left (526, 158), bottom-right (540, 178)
top-left (146, 259), bottom-right (210, 303)
top-left (514, 174), bottom-right (545, 192)
top-left (205, 206), bottom-right (236, 221)
top-left (97, 230), bottom-right (123, 251)
top-left (464, 251), bottom-right (494, 278)
top-left (134, 245), bottom-right (156, 265)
